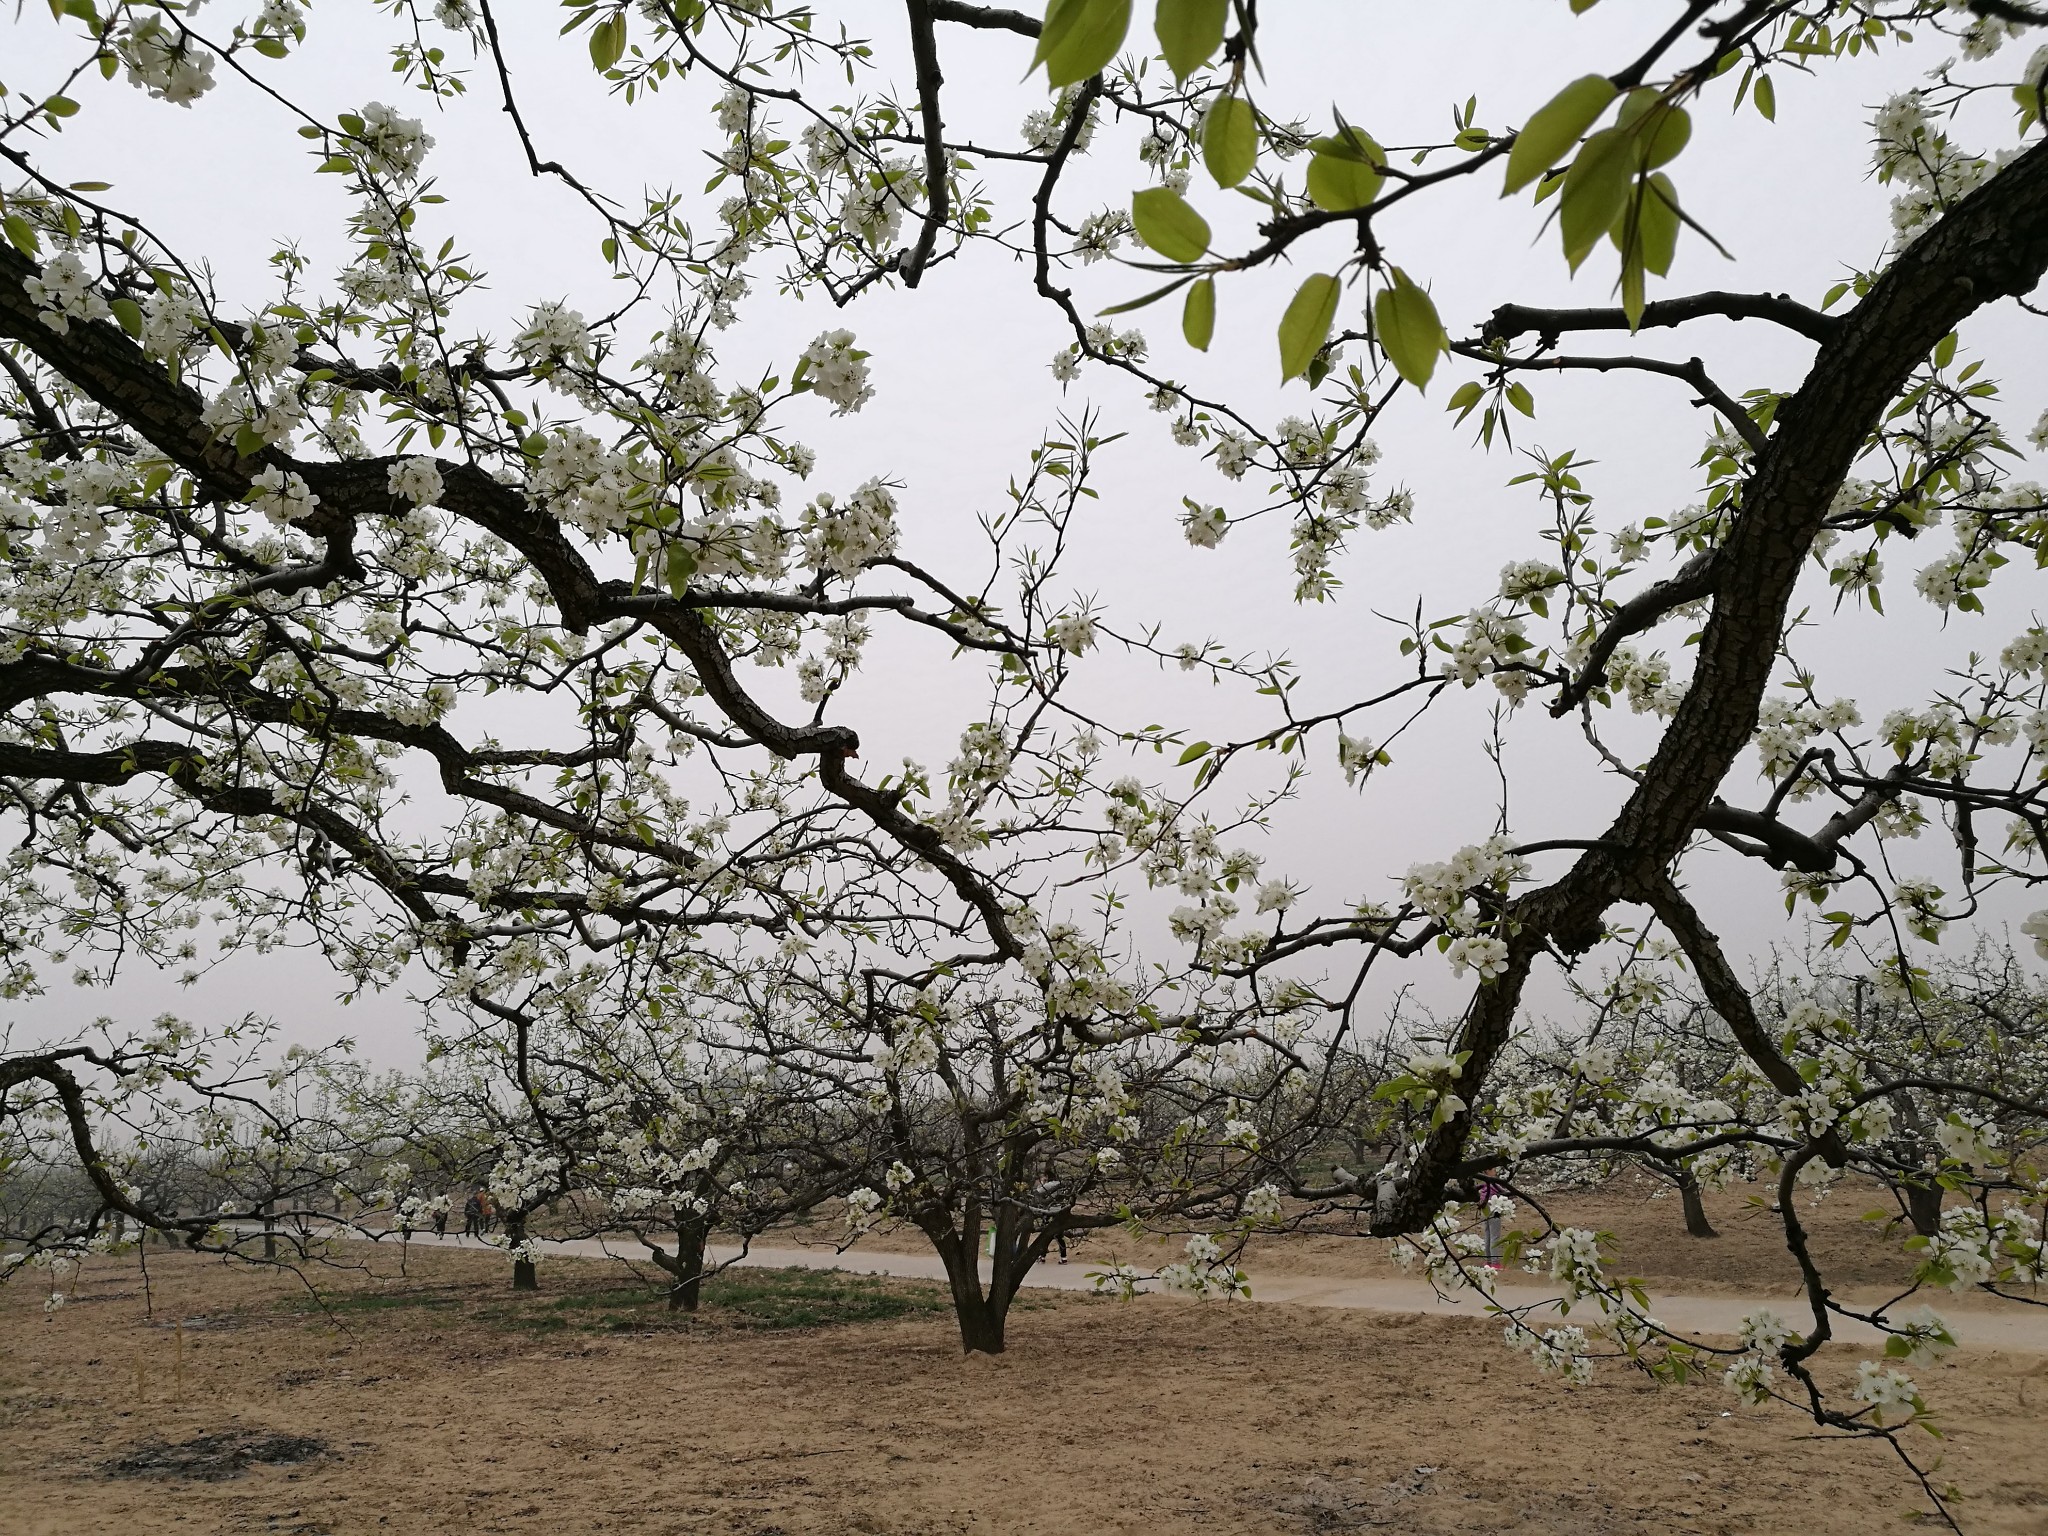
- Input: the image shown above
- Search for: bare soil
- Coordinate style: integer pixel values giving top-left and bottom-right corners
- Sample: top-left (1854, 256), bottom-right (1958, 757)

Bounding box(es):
top-left (5, 1237), bottom-right (2048, 1536)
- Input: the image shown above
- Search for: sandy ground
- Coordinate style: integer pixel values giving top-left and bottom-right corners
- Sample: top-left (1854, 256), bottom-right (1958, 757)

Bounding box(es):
top-left (6, 1241), bottom-right (2048, 1536)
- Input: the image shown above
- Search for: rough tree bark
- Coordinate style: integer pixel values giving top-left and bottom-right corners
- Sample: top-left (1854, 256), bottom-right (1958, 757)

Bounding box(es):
top-left (1377, 133), bottom-right (2048, 1235)
top-left (1674, 1167), bottom-right (1719, 1240)
top-left (647, 1221), bottom-right (710, 1312)
top-left (1905, 1180), bottom-right (1945, 1239)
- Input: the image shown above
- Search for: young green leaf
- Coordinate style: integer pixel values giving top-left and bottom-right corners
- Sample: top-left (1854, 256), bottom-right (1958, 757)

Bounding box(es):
top-left (1278, 273), bottom-right (1342, 382)
top-left (1503, 74), bottom-right (1616, 195)
top-left (1617, 90), bottom-right (1692, 170)
top-left (1305, 130), bottom-right (1384, 212)
top-left (1097, 274), bottom-right (1195, 317)
top-left (2016, 71), bottom-right (2046, 133)
top-left (666, 543), bottom-right (697, 599)
top-left (2, 215), bottom-right (41, 257)
top-left (1618, 242), bottom-right (1646, 330)
top-left (1201, 94), bottom-right (1258, 188)
top-left (1636, 171), bottom-right (1680, 275)
top-left (1183, 275), bottom-right (1216, 351)
top-left (1155, 0), bottom-right (1227, 82)
top-left (1373, 267), bottom-right (1447, 390)
top-left (1033, 0), bottom-right (1133, 89)
top-left (588, 13), bottom-right (626, 71)
top-left (1558, 125), bottom-right (1634, 271)
top-left (1131, 186), bottom-right (1211, 263)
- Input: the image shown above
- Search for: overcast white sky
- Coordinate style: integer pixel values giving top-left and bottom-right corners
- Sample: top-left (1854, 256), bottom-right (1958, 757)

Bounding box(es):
top-left (7, 1), bottom-right (2046, 1061)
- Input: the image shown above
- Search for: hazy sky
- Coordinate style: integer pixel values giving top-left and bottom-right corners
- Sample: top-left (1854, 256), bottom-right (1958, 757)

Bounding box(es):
top-left (7, 2), bottom-right (2046, 1061)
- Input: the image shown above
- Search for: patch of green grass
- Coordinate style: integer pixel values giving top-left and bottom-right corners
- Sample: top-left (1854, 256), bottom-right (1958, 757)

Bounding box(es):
top-left (272, 1264), bottom-right (960, 1336)
top-left (472, 1266), bottom-right (953, 1334)
top-left (700, 1266), bottom-right (952, 1330)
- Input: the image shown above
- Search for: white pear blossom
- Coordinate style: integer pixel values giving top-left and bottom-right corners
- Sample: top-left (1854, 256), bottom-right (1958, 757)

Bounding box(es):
top-left (800, 330), bottom-right (874, 414)
top-left (387, 456), bottom-right (444, 508)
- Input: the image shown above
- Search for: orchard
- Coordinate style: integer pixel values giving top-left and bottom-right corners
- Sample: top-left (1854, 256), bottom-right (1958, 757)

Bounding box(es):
top-left (3, 1), bottom-right (2048, 1527)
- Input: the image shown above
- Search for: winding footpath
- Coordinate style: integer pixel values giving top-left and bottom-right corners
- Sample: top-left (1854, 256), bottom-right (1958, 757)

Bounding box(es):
top-left (341, 1228), bottom-right (2048, 1355)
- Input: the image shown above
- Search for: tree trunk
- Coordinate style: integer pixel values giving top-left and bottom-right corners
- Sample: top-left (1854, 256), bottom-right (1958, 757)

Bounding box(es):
top-left (263, 1208), bottom-right (277, 1261)
top-left (505, 1212), bottom-right (537, 1291)
top-left (934, 1229), bottom-right (1010, 1355)
top-left (1676, 1170), bottom-right (1718, 1239)
top-left (662, 1223), bottom-right (708, 1312)
top-left (1905, 1181), bottom-right (1944, 1239)
top-left (952, 1287), bottom-right (1008, 1355)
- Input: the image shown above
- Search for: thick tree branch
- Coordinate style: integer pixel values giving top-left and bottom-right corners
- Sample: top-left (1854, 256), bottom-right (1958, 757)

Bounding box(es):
top-left (925, 0), bottom-right (1040, 34)
top-left (901, 0), bottom-right (952, 288)
top-left (1484, 291), bottom-right (1839, 347)
top-left (1452, 343), bottom-right (1768, 454)
top-left (1550, 548), bottom-right (1719, 717)
top-left (1377, 133), bottom-right (2048, 1234)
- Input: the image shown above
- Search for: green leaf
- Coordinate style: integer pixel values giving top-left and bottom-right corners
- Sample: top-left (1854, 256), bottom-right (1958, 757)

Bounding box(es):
top-left (2016, 75), bottom-right (2045, 134)
top-left (1637, 172), bottom-right (1680, 275)
top-left (1183, 275), bottom-right (1216, 351)
top-left (1154, 0), bottom-right (1226, 82)
top-left (1131, 186), bottom-right (1210, 263)
top-left (109, 297), bottom-right (143, 338)
top-left (1503, 74), bottom-right (1616, 195)
top-left (1033, 0), bottom-right (1132, 89)
top-left (1617, 89), bottom-right (1691, 173)
top-left (1305, 129), bottom-right (1384, 212)
top-left (1753, 74), bottom-right (1776, 121)
top-left (588, 12), bottom-right (626, 71)
top-left (1278, 273), bottom-right (1341, 382)
top-left (1176, 740), bottom-right (1211, 765)
top-left (1201, 94), bottom-right (1257, 188)
top-left (1097, 274), bottom-right (1194, 316)
top-left (1374, 267), bottom-right (1446, 390)
top-left (2, 215), bottom-right (40, 257)
top-left (1635, 103), bottom-right (1690, 170)
top-left (1619, 244), bottom-right (1646, 330)
top-left (42, 94), bottom-right (80, 119)
top-left (665, 542), bottom-right (697, 598)
top-left (1558, 125), bottom-right (1635, 271)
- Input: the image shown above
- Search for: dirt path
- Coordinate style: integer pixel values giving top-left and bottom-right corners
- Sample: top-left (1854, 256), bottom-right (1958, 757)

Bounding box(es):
top-left (380, 1229), bottom-right (2048, 1354)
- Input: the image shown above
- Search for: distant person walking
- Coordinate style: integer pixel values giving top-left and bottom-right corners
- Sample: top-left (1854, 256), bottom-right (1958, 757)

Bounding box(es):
top-left (477, 1189), bottom-right (497, 1235)
top-left (432, 1203), bottom-right (448, 1239)
top-left (1479, 1179), bottom-right (1504, 1270)
top-left (462, 1190), bottom-right (483, 1238)
top-left (1025, 1178), bottom-right (1071, 1264)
